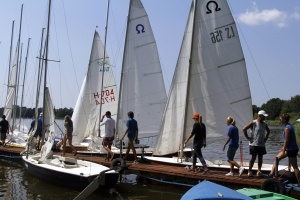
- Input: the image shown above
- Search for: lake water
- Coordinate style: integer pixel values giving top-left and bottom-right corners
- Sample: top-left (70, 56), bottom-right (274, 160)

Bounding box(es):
top-left (0, 120), bottom-right (297, 199)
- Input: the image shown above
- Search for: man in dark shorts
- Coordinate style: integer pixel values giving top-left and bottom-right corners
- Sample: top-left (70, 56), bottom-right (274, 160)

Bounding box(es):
top-left (100, 111), bottom-right (116, 160)
top-left (243, 110), bottom-right (270, 177)
top-left (0, 115), bottom-right (10, 146)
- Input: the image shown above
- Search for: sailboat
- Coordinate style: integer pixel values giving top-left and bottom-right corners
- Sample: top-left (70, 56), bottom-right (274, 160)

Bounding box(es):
top-left (144, 0), bottom-right (287, 172)
top-left (71, 30), bottom-right (118, 152)
top-left (4, 46), bottom-right (29, 147)
top-left (22, 88), bottom-right (119, 189)
top-left (4, 8), bottom-right (31, 148)
top-left (116, 0), bottom-right (167, 146)
top-left (75, 0), bottom-right (167, 158)
top-left (153, 0), bottom-right (252, 157)
top-left (22, 0), bottom-right (120, 190)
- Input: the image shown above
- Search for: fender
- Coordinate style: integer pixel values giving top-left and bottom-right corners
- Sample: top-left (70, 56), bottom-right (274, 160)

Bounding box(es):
top-left (261, 178), bottom-right (285, 194)
top-left (110, 158), bottom-right (126, 174)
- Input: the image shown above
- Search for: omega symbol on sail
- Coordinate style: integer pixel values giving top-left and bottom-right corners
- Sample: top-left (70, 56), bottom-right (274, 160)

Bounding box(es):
top-left (136, 24), bottom-right (145, 34)
top-left (206, 1), bottom-right (221, 14)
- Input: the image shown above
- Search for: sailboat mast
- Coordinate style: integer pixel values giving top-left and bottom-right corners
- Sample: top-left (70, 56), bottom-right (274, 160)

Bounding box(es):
top-left (18, 38), bottom-right (31, 130)
top-left (17, 43), bottom-right (23, 125)
top-left (12, 4), bottom-right (23, 130)
top-left (98, 0), bottom-right (110, 137)
top-left (42, 0), bottom-right (52, 143)
top-left (7, 21), bottom-right (15, 92)
top-left (34, 28), bottom-right (45, 129)
top-left (180, 0), bottom-right (197, 159)
top-left (116, 0), bottom-right (132, 138)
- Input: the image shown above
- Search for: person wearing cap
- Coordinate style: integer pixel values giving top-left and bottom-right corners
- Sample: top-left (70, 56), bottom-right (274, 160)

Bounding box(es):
top-left (121, 111), bottom-right (139, 164)
top-left (269, 113), bottom-right (300, 185)
top-left (243, 110), bottom-right (270, 177)
top-left (0, 115), bottom-right (10, 146)
top-left (223, 116), bottom-right (245, 177)
top-left (34, 113), bottom-right (43, 150)
top-left (184, 112), bottom-right (209, 174)
top-left (100, 111), bottom-right (116, 161)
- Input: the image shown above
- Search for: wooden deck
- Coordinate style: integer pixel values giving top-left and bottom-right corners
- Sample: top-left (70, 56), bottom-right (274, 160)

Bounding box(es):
top-left (0, 145), bottom-right (267, 188)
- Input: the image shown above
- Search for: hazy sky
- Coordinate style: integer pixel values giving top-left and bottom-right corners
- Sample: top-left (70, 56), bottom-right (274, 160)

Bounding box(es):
top-left (0, 0), bottom-right (299, 109)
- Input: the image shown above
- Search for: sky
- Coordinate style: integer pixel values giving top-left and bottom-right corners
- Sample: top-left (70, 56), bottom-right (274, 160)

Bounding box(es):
top-left (0, 0), bottom-right (299, 109)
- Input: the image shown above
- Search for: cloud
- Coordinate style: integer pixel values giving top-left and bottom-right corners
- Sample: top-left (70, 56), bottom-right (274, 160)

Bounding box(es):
top-left (237, 2), bottom-right (288, 28)
top-left (291, 11), bottom-right (300, 20)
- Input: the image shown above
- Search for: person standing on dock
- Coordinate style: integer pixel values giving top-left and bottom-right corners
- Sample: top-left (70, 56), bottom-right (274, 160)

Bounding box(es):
top-left (0, 115), bottom-right (10, 146)
top-left (34, 113), bottom-right (43, 150)
top-left (223, 116), bottom-right (245, 176)
top-left (28, 115), bottom-right (36, 135)
top-left (243, 110), bottom-right (270, 177)
top-left (121, 111), bottom-right (139, 164)
top-left (61, 115), bottom-right (77, 156)
top-left (269, 113), bottom-right (300, 184)
top-left (100, 111), bottom-right (116, 161)
top-left (184, 113), bottom-right (209, 174)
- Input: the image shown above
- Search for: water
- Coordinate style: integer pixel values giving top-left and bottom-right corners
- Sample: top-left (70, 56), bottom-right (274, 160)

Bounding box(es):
top-left (0, 121), bottom-right (297, 199)
top-left (202, 125), bottom-right (293, 166)
top-left (0, 158), bottom-right (187, 199)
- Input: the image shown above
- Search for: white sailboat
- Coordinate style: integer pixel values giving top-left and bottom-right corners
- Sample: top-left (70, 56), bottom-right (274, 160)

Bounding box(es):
top-left (4, 47), bottom-right (29, 147)
top-left (76, 0), bottom-right (167, 157)
top-left (116, 0), bottom-right (167, 144)
top-left (145, 0), bottom-right (286, 173)
top-left (153, 0), bottom-right (252, 157)
top-left (23, 87), bottom-right (119, 189)
top-left (22, 0), bottom-right (120, 190)
top-left (71, 30), bottom-right (118, 149)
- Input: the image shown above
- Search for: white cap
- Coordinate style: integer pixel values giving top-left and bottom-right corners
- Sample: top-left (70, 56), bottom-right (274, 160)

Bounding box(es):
top-left (40, 112), bottom-right (43, 116)
top-left (258, 110), bottom-right (268, 117)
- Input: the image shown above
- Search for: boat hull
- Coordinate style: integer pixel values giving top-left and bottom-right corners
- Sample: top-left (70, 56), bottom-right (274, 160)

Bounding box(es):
top-left (181, 180), bottom-right (252, 200)
top-left (237, 188), bottom-right (296, 200)
top-left (22, 155), bottom-right (119, 189)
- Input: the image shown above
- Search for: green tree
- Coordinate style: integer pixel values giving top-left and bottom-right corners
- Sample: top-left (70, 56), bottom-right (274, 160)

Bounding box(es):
top-left (281, 100), bottom-right (292, 114)
top-left (252, 105), bottom-right (259, 116)
top-left (261, 98), bottom-right (284, 120)
top-left (290, 95), bottom-right (300, 113)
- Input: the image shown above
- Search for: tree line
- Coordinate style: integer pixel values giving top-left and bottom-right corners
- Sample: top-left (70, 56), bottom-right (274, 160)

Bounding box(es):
top-left (253, 95), bottom-right (300, 121)
top-left (1, 95), bottom-right (299, 120)
top-left (0, 106), bottom-right (73, 119)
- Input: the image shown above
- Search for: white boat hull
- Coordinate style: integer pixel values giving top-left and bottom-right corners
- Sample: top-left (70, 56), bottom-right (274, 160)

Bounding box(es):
top-left (22, 154), bottom-right (119, 189)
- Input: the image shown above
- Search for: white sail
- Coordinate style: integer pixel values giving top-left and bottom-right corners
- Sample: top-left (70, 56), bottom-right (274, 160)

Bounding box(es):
top-left (117, 0), bottom-right (167, 139)
top-left (3, 47), bottom-right (18, 122)
top-left (153, 0), bottom-right (253, 156)
top-left (72, 31), bottom-right (118, 144)
top-left (40, 87), bottom-right (56, 161)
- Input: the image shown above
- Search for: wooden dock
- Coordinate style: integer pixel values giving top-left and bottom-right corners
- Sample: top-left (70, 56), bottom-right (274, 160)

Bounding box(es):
top-left (0, 145), bottom-right (268, 188)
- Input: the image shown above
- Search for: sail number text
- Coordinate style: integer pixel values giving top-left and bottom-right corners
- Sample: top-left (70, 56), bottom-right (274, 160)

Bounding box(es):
top-left (210, 25), bottom-right (235, 43)
top-left (94, 89), bottom-right (116, 105)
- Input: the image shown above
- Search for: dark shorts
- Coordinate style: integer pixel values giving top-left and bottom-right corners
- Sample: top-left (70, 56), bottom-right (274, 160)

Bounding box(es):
top-left (287, 149), bottom-right (299, 157)
top-left (34, 131), bottom-right (42, 138)
top-left (0, 132), bottom-right (6, 140)
top-left (102, 137), bottom-right (114, 146)
top-left (249, 146), bottom-right (266, 156)
top-left (227, 146), bottom-right (238, 161)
